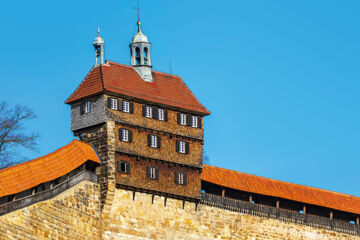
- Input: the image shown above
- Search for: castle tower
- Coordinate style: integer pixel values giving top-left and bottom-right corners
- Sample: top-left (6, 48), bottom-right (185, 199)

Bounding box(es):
top-left (65, 22), bottom-right (210, 203)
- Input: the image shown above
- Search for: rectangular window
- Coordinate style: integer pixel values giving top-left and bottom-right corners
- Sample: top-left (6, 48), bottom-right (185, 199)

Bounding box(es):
top-left (122, 101), bottom-right (130, 113)
top-left (147, 166), bottom-right (158, 180)
top-left (84, 101), bottom-right (91, 113)
top-left (175, 172), bottom-right (187, 185)
top-left (118, 161), bottom-right (130, 174)
top-left (179, 113), bottom-right (186, 125)
top-left (110, 98), bottom-right (118, 110)
top-left (145, 106), bottom-right (152, 118)
top-left (158, 108), bottom-right (164, 121)
top-left (176, 140), bottom-right (189, 154)
top-left (150, 135), bottom-right (157, 148)
top-left (191, 116), bottom-right (198, 128)
top-left (119, 128), bottom-right (132, 142)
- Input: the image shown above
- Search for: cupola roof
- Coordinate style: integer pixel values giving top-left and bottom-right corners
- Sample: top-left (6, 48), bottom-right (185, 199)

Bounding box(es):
top-left (93, 27), bottom-right (105, 45)
top-left (132, 20), bottom-right (148, 43)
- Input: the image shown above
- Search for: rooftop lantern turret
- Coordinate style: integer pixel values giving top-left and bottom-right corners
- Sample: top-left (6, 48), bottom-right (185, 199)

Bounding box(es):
top-left (130, 19), bottom-right (152, 82)
top-left (93, 27), bottom-right (105, 65)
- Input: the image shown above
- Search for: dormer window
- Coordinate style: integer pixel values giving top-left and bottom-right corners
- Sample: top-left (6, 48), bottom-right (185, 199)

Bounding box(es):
top-left (84, 101), bottom-right (91, 113)
top-left (122, 101), bottom-right (130, 112)
top-left (110, 98), bottom-right (118, 110)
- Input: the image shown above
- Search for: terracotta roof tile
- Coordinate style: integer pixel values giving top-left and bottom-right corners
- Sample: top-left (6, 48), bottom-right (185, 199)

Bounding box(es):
top-left (65, 62), bottom-right (210, 115)
top-left (0, 140), bottom-right (100, 198)
top-left (202, 164), bottom-right (360, 215)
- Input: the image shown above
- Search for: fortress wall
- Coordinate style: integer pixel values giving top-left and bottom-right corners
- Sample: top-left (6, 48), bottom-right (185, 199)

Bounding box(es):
top-left (0, 181), bottom-right (100, 240)
top-left (104, 188), bottom-right (360, 240)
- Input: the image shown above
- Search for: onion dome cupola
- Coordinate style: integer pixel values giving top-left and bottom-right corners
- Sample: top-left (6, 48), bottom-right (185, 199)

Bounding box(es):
top-left (93, 27), bottom-right (105, 65)
top-left (130, 20), bottom-right (153, 82)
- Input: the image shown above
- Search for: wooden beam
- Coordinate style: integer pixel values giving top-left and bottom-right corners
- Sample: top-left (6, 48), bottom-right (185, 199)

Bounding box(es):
top-left (221, 189), bottom-right (225, 198)
top-left (303, 205), bottom-right (306, 215)
top-left (276, 200), bottom-right (280, 209)
top-left (356, 217), bottom-right (359, 225)
top-left (249, 195), bottom-right (253, 204)
top-left (132, 191), bottom-right (136, 201)
top-left (330, 211), bottom-right (333, 220)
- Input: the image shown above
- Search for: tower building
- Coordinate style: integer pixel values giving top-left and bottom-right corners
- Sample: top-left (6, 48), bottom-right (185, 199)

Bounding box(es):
top-left (65, 20), bottom-right (210, 201)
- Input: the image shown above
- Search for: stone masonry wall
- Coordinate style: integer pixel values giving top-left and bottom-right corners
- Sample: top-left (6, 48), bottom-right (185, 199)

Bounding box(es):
top-left (103, 188), bottom-right (360, 240)
top-left (0, 181), bottom-right (100, 240)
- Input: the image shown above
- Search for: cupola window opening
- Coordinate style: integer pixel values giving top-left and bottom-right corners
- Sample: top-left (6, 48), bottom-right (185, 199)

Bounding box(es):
top-left (144, 47), bottom-right (148, 65)
top-left (135, 47), bottom-right (141, 65)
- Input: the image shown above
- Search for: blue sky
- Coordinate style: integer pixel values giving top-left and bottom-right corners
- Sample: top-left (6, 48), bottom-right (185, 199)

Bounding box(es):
top-left (1, 0), bottom-right (359, 196)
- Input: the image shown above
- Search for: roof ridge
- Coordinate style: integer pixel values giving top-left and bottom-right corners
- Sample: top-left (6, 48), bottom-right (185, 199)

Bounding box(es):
top-left (203, 164), bottom-right (360, 199)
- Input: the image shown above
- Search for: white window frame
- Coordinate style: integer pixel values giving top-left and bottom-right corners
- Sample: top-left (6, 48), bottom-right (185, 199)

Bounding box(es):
top-left (145, 106), bottom-right (152, 118)
top-left (180, 113), bottom-right (186, 125)
top-left (179, 141), bottom-right (186, 154)
top-left (177, 172), bottom-right (184, 184)
top-left (149, 167), bottom-right (156, 179)
top-left (158, 108), bottom-right (164, 121)
top-left (110, 98), bottom-right (118, 110)
top-left (119, 161), bottom-right (129, 173)
top-left (85, 101), bottom-right (91, 113)
top-left (121, 129), bottom-right (129, 142)
top-left (122, 101), bottom-right (130, 113)
top-left (150, 135), bottom-right (157, 148)
top-left (191, 116), bottom-right (198, 128)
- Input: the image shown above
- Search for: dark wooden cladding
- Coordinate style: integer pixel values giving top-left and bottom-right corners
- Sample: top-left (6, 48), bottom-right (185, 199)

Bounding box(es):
top-left (115, 154), bottom-right (201, 198)
top-left (105, 94), bottom-right (204, 140)
top-left (115, 124), bottom-right (203, 167)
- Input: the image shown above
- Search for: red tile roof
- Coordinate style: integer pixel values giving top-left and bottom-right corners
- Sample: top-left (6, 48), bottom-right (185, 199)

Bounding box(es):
top-left (65, 62), bottom-right (210, 115)
top-left (0, 140), bottom-right (100, 198)
top-left (202, 164), bottom-right (360, 215)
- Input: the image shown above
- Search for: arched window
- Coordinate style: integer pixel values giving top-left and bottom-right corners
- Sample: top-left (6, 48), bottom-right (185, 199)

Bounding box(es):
top-left (144, 47), bottom-right (148, 65)
top-left (135, 47), bottom-right (141, 65)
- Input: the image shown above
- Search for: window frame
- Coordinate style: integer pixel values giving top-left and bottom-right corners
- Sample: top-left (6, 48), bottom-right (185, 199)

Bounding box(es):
top-left (122, 101), bottom-right (130, 113)
top-left (191, 116), bottom-right (198, 128)
top-left (150, 135), bottom-right (157, 148)
top-left (121, 129), bottom-right (129, 142)
top-left (175, 172), bottom-right (187, 185)
top-left (147, 166), bottom-right (158, 180)
top-left (179, 141), bottom-right (186, 154)
top-left (84, 101), bottom-right (91, 113)
top-left (158, 108), bottom-right (164, 121)
top-left (179, 113), bottom-right (186, 125)
top-left (145, 106), bottom-right (152, 118)
top-left (118, 161), bottom-right (130, 174)
top-left (110, 98), bottom-right (118, 110)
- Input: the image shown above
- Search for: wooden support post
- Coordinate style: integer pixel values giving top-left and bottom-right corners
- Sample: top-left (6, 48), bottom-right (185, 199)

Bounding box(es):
top-left (330, 211), bottom-right (333, 220)
top-left (303, 205), bottom-right (306, 214)
top-left (221, 189), bottom-right (225, 198)
top-left (164, 196), bottom-right (167, 207)
top-left (182, 200), bottom-right (185, 209)
top-left (356, 217), bottom-right (359, 225)
top-left (276, 200), bottom-right (280, 208)
top-left (249, 195), bottom-right (253, 204)
top-left (151, 194), bottom-right (155, 204)
top-left (132, 191), bottom-right (136, 201)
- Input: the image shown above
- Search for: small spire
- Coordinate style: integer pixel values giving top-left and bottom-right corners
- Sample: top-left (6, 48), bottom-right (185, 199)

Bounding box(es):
top-left (137, 20), bottom-right (142, 33)
top-left (97, 26), bottom-right (100, 36)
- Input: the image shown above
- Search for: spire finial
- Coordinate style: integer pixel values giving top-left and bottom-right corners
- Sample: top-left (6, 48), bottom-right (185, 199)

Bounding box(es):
top-left (135, 0), bottom-right (141, 33)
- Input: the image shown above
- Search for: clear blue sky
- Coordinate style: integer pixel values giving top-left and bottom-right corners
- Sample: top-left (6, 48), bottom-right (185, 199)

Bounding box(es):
top-left (1, 0), bottom-right (359, 196)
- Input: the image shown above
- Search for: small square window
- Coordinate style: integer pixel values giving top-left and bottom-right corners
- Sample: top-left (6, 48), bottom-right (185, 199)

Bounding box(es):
top-left (191, 116), bottom-right (198, 128)
top-left (147, 166), bottom-right (158, 180)
top-left (118, 161), bottom-right (130, 174)
top-left (84, 101), bottom-right (91, 113)
top-left (146, 106), bottom-right (152, 118)
top-left (122, 101), bottom-right (130, 113)
top-left (110, 98), bottom-right (118, 110)
top-left (158, 109), bottom-right (164, 121)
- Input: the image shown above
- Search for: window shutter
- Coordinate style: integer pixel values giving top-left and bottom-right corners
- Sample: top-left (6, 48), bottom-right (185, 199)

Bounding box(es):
top-left (164, 110), bottom-right (168, 122)
top-left (186, 114), bottom-right (192, 126)
top-left (185, 142), bottom-right (190, 154)
top-left (147, 135), bottom-right (151, 146)
top-left (142, 105), bottom-right (146, 117)
top-left (107, 97), bottom-right (112, 108)
top-left (174, 172), bottom-right (179, 184)
top-left (117, 100), bottom-right (122, 111)
top-left (176, 140), bottom-right (180, 153)
top-left (152, 107), bottom-right (158, 119)
top-left (119, 128), bottom-right (123, 141)
top-left (183, 173), bottom-right (187, 185)
top-left (80, 103), bottom-right (85, 115)
top-left (198, 116), bottom-right (202, 129)
top-left (177, 113), bottom-right (181, 124)
top-left (126, 162), bottom-right (131, 174)
top-left (157, 136), bottom-right (161, 149)
top-left (146, 166), bottom-right (151, 178)
top-left (128, 130), bottom-right (133, 143)
top-left (155, 167), bottom-right (159, 180)
top-left (129, 102), bottom-right (134, 113)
